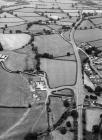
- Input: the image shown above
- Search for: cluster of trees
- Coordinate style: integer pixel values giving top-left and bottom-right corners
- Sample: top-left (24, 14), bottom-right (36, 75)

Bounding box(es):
top-left (43, 29), bottom-right (52, 35)
top-left (36, 53), bottom-right (53, 59)
top-left (82, 12), bottom-right (95, 17)
top-left (62, 25), bottom-right (71, 30)
top-left (85, 46), bottom-right (102, 57)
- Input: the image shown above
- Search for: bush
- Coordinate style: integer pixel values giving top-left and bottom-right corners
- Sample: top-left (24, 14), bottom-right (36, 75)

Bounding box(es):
top-left (66, 121), bottom-right (71, 127)
top-left (84, 85), bottom-right (94, 93)
top-left (24, 132), bottom-right (38, 140)
top-left (63, 99), bottom-right (70, 107)
top-left (94, 86), bottom-right (102, 96)
top-left (59, 127), bottom-right (67, 135)
top-left (71, 110), bottom-right (78, 119)
top-left (92, 125), bottom-right (100, 134)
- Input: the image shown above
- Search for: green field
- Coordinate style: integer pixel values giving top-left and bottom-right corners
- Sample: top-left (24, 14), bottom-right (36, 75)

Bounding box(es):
top-left (74, 28), bottom-right (102, 44)
top-left (40, 59), bottom-right (77, 88)
top-left (35, 34), bottom-right (74, 58)
top-left (28, 24), bottom-right (51, 33)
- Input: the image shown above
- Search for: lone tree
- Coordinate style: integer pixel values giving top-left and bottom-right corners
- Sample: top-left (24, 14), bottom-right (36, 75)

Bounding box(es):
top-left (63, 99), bottom-right (70, 108)
top-left (59, 127), bottom-right (67, 135)
top-left (66, 121), bottom-right (71, 127)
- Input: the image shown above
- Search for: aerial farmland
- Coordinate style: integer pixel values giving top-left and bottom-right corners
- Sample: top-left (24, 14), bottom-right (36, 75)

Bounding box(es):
top-left (0, 0), bottom-right (102, 140)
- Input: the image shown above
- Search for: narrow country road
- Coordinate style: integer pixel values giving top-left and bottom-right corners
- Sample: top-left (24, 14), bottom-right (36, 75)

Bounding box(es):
top-left (69, 13), bottom-right (85, 140)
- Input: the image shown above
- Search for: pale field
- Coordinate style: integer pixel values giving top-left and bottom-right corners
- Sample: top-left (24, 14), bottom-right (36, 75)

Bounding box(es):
top-left (86, 108), bottom-right (102, 132)
top-left (40, 59), bottom-right (76, 88)
top-left (0, 34), bottom-right (31, 50)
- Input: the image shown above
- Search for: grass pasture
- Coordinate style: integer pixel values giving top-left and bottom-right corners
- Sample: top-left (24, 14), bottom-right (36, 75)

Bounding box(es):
top-left (34, 34), bottom-right (74, 58)
top-left (74, 28), bottom-right (102, 44)
top-left (48, 24), bottom-right (62, 30)
top-left (91, 17), bottom-right (102, 25)
top-left (0, 12), bottom-right (25, 28)
top-left (40, 59), bottom-right (77, 88)
top-left (44, 12), bottom-right (67, 18)
top-left (60, 16), bottom-right (77, 23)
top-left (13, 11), bottom-right (48, 22)
top-left (0, 108), bottom-right (27, 135)
top-left (5, 23), bottom-right (27, 33)
top-left (28, 24), bottom-right (51, 33)
top-left (0, 67), bottom-right (32, 106)
top-left (77, 19), bottom-right (94, 30)
top-left (88, 39), bottom-right (102, 49)
top-left (86, 108), bottom-right (102, 132)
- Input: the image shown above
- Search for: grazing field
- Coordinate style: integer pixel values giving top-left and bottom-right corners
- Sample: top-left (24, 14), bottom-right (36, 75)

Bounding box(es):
top-left (74, 28), bottom-right (102, 44)
top-left (44, 12), bottom-right (67, 18)
top-left (0, 68), bottom-right (32, 106)
top-left (40, 59), bottom-right (77, 88)
top-left (5, 23), bottom-right (27, 33)
top-left (86, 108), bottom-right (102, 132)
top-left (57, 20), bottom-right (73, 26)
top-left (13, 8), bottom-right (36, 13)
top-left (0, 103), bottom-right (47, 140)
top-left (0, 108), bottom-right (27, 135)
top-left (13, 11), bottom-right (48, 22)
top-left (2, 49), bottom-right (36, 71)
top-left (34, 34), bottom-right (74, 58)
top-left (77, 20), bottom-right (94, 29)
top-left (52, 88), bottom-right (74, 96)
top-left (0, 34), bottom-right (31, 50)
top-left (0, 12), bottom-right (25, 27)
top-left (91, 17), bottom-right (102, 25)
top-left (60, 16), bottom-right (77, 23)
top-left (88, 39), bottom-right (102, 49)
top-left (28, 24), bottom-right (51, 33)
top-left (63, 30), bottom-right (71, 41)
top-left (48, 24), bottom-right (62, 30)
